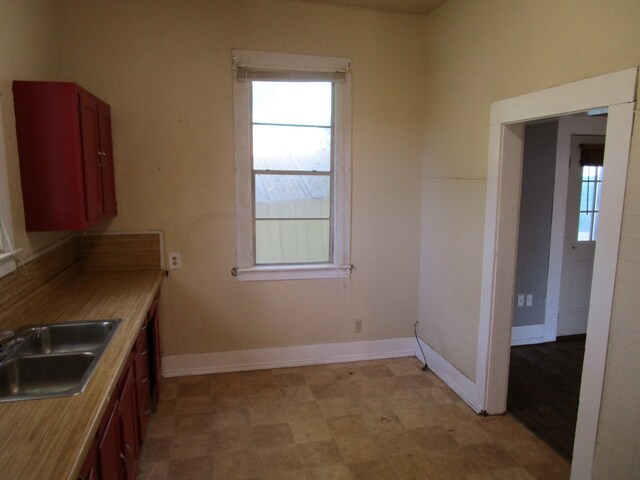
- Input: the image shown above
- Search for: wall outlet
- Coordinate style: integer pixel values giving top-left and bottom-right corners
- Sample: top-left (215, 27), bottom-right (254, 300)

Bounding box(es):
top-left (526, 294), bottom-right (533, 307)
top-left (168, 252), bottom-right (182, 270)
top-left (517, 294), bottom-right (525, 307)
top-left (354, 319), bottom-right (363, 333)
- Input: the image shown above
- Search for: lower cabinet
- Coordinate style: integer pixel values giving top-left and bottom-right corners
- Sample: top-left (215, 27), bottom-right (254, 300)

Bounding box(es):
top-left (79, 288), bottom-right (161, 480)
top-left (77, 433), bottom-right (99, 480)
top-left (118, 353), bottom-right (140, 480)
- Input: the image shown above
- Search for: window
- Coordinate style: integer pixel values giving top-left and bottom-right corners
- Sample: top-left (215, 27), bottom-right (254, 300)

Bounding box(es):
top-left (578, 165), bottom-right (603, 241)
top-left (232, 50), bottom-right (351, 281)
top-left (578, 143), bottom-right (604, 242)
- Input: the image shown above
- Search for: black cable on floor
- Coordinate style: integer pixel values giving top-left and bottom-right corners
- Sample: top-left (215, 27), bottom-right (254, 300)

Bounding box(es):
top-left (414, 321), bottom-right (429, 371)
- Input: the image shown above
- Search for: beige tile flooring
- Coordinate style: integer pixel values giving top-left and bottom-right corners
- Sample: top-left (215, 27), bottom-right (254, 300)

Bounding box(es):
top-left (138, 357), bottom-right (570, 480)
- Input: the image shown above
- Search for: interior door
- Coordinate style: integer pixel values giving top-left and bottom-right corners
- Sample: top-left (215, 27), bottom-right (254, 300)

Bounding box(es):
top-left (557, 134), bottom-right (605, 336)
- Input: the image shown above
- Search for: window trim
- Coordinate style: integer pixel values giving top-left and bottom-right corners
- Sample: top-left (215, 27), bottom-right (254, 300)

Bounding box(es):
top-left (232, 49), bottom-right (352, 281)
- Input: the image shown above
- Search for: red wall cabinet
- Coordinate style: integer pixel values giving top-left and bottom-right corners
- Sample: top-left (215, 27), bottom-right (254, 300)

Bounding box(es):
top-left (13, 81), bottom-right (117, 231)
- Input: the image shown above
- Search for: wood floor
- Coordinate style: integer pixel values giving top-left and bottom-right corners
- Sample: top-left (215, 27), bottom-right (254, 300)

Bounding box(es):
top-left (507, 336), bottom-right (586, 460)
top-left (139, 357), bottom-right (570, 479)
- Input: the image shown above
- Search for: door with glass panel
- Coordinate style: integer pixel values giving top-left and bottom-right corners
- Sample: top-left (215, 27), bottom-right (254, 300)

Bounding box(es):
top-left (558, 135), bottom-right (605, 336)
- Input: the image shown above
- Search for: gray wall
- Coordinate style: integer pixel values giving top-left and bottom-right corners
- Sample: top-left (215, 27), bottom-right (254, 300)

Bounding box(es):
top-left (513, 120), bottom-right (558, 327)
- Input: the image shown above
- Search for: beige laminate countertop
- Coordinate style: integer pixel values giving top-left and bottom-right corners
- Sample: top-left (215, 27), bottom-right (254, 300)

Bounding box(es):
top-left (0, 268), bottom-right (164, 480)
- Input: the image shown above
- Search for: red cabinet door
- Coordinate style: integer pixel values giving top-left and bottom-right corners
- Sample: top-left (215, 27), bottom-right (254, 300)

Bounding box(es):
top-left (77, 436), bottom-right (99, 480)
top-left (148, 292), bottom-right (162, 405)
top-left (119, 359), bottom-right (140, 480)
top-left (98, 100), bottom-right (117, 216)
top-left (78, 89), bottom-right (103, 223)
top-left (98, 399), bottom-right (124, 480)
top-left (134, 327), bottom-right (151, 446)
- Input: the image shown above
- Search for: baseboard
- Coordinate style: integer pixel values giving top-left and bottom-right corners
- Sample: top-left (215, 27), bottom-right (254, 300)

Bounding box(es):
top-left (415, 337), bottom-right (481, 413)
top-left (511, 324), bottom-right (546, 346)
top-left (162, 337), bottom-right (416, 377)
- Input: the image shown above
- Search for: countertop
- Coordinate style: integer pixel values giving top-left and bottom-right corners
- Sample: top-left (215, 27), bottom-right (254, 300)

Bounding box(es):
top-left (0, 268), bottom-right (164, 480)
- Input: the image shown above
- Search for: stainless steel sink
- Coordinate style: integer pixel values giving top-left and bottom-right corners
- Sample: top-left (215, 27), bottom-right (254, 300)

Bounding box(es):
top-left (0, 353), bottom-right (96, 400)
top-left (14, 321), bottom-right (118, 356)
top-left (0, 319), bottom-right (120, 402)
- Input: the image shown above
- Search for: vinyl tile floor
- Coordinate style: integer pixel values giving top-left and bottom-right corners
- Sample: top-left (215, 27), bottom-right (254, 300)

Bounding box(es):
top-left (138, 357), bottom-right (570, 480)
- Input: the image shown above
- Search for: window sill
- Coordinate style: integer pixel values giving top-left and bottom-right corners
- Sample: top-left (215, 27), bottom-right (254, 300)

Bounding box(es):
top-left (236, 264), bottom-right (351, 282)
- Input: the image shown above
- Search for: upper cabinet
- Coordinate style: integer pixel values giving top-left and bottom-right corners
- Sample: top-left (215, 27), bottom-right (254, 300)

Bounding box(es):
top-left (13, 81), bottom-right (117, 231)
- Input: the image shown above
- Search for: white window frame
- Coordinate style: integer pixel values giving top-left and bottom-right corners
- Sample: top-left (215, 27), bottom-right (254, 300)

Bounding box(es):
top-left (0, 91), bottom-right (18, 278)
top-left (232, 49), bottom-right (352, 281)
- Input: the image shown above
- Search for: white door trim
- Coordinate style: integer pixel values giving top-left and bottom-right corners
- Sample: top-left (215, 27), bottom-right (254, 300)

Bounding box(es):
top-left (476, 67), bottom-right (637, 480)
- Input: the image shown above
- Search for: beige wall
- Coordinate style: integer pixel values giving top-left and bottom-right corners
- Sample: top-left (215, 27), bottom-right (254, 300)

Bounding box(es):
top-left (54, 0), bottom-right (425, 355)
top-left (0, 0), bottom-right (69, 257)
top-left (418, 0), bottom-right (640, 477)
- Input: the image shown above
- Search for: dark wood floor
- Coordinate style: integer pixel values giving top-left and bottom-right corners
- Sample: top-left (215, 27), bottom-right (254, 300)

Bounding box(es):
top-left (507, 336), bottom-right (586, 460)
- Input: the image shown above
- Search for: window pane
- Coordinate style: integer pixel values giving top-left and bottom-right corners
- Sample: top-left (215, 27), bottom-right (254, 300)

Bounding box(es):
top-left (252, 81), bottom-right (332, 127)
top-left (256, 219), bottom-right (330, 264)
top-left (583, 166), bottom-right (597, 181)
top-left (578, 213), bottom-right (593, 241)
top-left (253, 125), bottom-right (331, 171)
top-left (255, 174), bottom-right (330, 219)
top-left (580, 181), bottom-right (590, 212)
top-left (595, 181), bottom-right (602, 211)
top-left (592, 212), bottom-right (599, 241)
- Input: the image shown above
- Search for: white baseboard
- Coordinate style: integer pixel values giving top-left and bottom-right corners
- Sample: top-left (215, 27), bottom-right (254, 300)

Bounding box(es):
top-left (415, 337), bottom-right (481, 413)
top-left (511, 324), bottom-right (546, 346)
top-left (162, 337), bottom-right (416, 377)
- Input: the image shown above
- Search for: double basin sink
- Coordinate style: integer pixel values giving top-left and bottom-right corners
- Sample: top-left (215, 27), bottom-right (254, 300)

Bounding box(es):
top-left (0, 320), bottom-right (120, 402)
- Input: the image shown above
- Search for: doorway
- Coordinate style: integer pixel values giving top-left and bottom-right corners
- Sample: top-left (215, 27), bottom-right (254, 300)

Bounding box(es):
top-left (475, 67), bottom-right (637, 479)
top-left (508, 118), bottom-right (605, 460)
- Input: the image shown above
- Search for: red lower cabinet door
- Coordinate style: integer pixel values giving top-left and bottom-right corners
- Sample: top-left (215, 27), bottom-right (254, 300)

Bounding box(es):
top-left (78, 437), bottom-right (99, 480)
top-left (98, 401), bottom-right (124, 480)
top-left (119, 362), bottom-right (140, 480)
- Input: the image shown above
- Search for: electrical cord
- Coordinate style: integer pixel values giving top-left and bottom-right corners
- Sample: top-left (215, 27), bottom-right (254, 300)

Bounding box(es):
top-left (414, 321), bottom-right (429, 371)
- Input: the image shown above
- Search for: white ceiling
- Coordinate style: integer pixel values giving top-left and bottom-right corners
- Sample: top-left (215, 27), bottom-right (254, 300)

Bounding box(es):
top-left (299, 0), bottom-right (447, 15)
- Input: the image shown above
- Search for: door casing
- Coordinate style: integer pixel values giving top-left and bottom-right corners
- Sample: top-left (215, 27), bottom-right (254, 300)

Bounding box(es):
top-left (476, 68), bottom-right (637, 479)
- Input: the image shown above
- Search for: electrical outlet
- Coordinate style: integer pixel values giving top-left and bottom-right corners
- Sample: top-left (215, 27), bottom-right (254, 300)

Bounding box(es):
top-left (517, 294), bottom-right (525, 307)
top-left (168, 252), bottom-right (182, 270)
top-left (354, 319), bottom-right (363, 333)
top-left (526, 294), bottom-right (533, 307)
